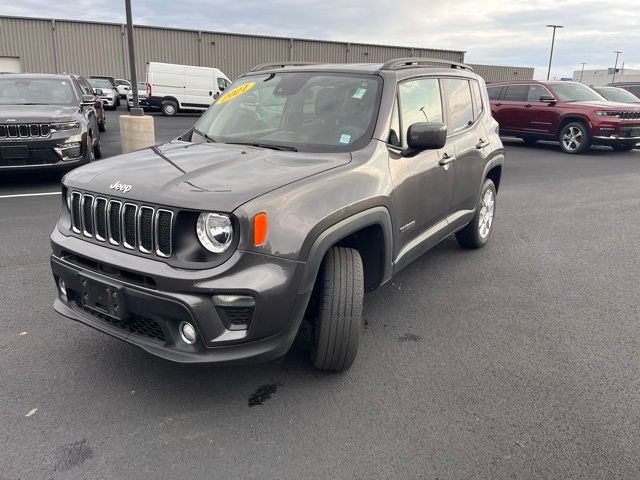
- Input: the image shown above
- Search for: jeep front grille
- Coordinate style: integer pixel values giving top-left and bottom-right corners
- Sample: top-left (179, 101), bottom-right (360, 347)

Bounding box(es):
top-left (70, 191), bottom-right (174, 258)
top-left (0, 123), bottom-right (52, 138)
top-left (620, 111), bottom-right (640, 120)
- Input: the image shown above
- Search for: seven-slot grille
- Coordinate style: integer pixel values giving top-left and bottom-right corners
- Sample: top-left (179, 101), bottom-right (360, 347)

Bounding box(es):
top-left (0, 123), bottom-right (51, 138)
top-left (620, 111), bottom-right (640, 120)
top-left (70, 191), bottom-right (173, 258)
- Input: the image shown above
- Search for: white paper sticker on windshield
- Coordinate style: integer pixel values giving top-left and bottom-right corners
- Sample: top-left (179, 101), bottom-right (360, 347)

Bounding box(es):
top-left (352, 88), bottom-right (367, 99)
top-left (339, 133), bottom-right (352, 144)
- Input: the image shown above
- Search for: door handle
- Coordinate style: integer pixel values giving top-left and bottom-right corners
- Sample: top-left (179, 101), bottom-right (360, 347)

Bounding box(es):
top-left (524, 103), bottom-right (532, 108)
top-left (494, 102), bottom-right (502, 107)
top-left (438, 153), bottom-right (456, 166)
top-left (476, 138), bottom-right (490, 149)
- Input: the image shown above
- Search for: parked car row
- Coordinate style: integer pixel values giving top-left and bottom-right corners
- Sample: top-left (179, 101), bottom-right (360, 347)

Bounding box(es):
top-left (488, 80), bottom-right (640, 154)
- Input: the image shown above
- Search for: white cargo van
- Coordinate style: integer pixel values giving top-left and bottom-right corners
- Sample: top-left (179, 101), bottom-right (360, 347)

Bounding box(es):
top-left (145, 62), bottom-right (231, 116)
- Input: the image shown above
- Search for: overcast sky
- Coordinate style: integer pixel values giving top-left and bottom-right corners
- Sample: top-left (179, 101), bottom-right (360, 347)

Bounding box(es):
top-left (3, 0), bottom-right (638, 79)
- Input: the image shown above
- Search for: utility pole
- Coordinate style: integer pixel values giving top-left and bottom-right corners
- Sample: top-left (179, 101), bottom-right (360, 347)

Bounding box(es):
top-left (546, 24), bottom-right (564, 81)
top-left (579, 62), bottom-right (587, 83)
top-left (125, 0), bottom-right (142, 116)
top-left (612, 51), bottom-right (622, 84)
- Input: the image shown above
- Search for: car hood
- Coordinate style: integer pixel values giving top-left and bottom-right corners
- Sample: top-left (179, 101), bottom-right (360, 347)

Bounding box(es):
top-left (0, 105), bottom-right (79, 123)
top-left (63, 140), bottom-right (351, 212)
top-left (568, 100), bottom-right (640, 111)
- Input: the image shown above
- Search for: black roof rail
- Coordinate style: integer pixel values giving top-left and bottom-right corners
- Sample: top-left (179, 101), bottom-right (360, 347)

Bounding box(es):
top-left (380, 57), bottom-right (474, 72)
top-left (250, 61), bottom-right (321, 72)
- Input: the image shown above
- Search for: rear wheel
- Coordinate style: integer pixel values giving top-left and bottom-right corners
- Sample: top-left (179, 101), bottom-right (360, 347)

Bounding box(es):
top-left (559, 122), bottom-right (591, 154)
top-left (161, 100), bottom-right (178, 116)
top-left (456, 179), bottom-right (497, 249)
top-left (612, 143), bottom-right (635, 152)
top-left (310, 247), bottom-right (364, 372)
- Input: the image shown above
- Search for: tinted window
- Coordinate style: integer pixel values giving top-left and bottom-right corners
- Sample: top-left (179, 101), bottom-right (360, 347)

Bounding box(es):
top-left (503, 85), bottom-right (529, 102)
top-left (470, 81), bottom-right (483, 120)
top-left (0, 78), bottom-right (77, 106)
top-left (621, 86), bottom-right (640, 97)
top-left (487, 86), bottom-right (503, 100)
top-left (527, 84), bottom-right (553, 102)
top-left (398, 78), bottom-right (443, 147)
top-left (76, 77), bottom-right (94, 96)
top-left (443, 78), bottom-right (473, 133)
top-left (89, 78), bottom-right (113, 90)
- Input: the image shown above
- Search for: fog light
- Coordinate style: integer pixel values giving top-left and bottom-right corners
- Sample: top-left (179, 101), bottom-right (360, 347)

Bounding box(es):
top-left (179, 321), bottom-right (197, 344)
top-left (58, 278), bottom-right (67, 296)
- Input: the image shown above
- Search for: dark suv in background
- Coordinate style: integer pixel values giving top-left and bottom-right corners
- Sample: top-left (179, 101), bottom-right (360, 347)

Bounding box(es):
top-left (488, 80), bottom-right (640, 153)
top-left (50, 58), bottom-right (504, 372)
top-left (0, 73), bottom-right (103, 170)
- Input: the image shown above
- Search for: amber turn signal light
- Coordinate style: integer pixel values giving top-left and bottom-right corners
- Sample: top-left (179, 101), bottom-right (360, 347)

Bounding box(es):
top-left (253, 213), bottom-right (268, 246)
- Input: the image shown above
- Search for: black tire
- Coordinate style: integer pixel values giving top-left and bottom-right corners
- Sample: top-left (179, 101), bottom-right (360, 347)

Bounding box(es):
top-left (310, 247), bottom-right (364, 372)
top-left (127, 104), bottom-right (131, 111)
top-left (93, 136), bottom-right (102, 159)
top-left (161, 100), bottom-right (178, 117)
top-left (115, 97), bottom-right (120, 108)
top-left (559, 121), bottom-right (591, 154)
top-left (612, 143), bottom-right (635, 152)
top-left (455, 178), bottom-right (497, 249)
top-left (521, 136), bottom-right (538, 145)
top-left (98, 120), bottom-right (106, 132)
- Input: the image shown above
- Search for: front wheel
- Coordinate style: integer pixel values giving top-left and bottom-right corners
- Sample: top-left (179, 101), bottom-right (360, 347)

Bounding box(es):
top-left (455, 179), bottom-right (497, 249)
top-left (310, 247), bottom-right (364, 372)
top-left (559, 122), bottom-right (591, 154)
top-left (93, 136), bottom-right (102, 159)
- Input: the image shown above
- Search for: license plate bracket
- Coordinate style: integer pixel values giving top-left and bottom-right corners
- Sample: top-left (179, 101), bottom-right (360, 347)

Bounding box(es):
top-left (79, 274), bottom-right (127, 320)
top-left (0, 145), bottom-right (28, 160)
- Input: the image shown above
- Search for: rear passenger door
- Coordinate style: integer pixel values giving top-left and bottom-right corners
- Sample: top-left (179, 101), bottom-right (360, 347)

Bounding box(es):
top-left (388, 77), bottom-right (455, 264)
top-left (443, 78), bottom-right (489, 216)
top-left (494, 84), bottom-right (529, 132)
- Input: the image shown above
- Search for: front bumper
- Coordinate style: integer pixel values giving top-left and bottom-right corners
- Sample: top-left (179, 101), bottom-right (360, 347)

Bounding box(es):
top-left (50, 228), bottom-right (311, 364)
top-left (592, 124), bottom-right (640, 146)
top-left (0, 135), bottom-right (91, 171)
top-left (101, 97), bottom-right (116, 107)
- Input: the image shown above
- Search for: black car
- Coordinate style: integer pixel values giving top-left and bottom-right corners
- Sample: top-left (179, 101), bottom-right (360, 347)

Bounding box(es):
top-left (0, 73), bottom-right (102, 171)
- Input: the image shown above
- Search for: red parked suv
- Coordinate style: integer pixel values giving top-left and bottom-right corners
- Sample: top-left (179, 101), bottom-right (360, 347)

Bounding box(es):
top-left (488, 80), bottom-right (640, 154)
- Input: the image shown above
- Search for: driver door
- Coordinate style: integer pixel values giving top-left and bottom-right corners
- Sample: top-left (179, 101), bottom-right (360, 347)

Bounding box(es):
top-left (389, 77), bottom-right (455, 269)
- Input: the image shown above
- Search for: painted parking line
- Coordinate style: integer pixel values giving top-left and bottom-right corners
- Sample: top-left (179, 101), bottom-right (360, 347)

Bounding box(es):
top-left (0, 191), bottom-right (60, 199)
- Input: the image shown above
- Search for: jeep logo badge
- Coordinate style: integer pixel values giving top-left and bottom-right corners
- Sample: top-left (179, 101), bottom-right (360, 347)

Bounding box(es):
top-left (109, 181), bottom-right (132, 193)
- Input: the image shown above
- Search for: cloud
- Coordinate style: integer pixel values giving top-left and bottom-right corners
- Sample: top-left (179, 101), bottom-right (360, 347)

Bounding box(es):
top-left (3, 0), bottom-right (637, 79)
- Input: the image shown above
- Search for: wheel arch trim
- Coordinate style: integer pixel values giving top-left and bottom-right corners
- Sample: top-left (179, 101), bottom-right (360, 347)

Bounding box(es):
top-left (298, 206), bottom-right (393, 295)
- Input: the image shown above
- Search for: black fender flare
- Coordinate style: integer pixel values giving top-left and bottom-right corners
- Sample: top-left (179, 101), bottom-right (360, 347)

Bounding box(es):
top-left (298, 206), bottom-right (394, 295)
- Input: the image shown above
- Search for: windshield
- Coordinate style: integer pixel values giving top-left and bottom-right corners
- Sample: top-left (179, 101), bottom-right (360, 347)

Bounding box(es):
top-left (550, 82), bottom-right (605, 102)
top-left (0, 78), bottom-right (76, 106)
top-left (89, 78), bottom-right (112, 90)
top-left (194, 72), bottom-right (381, 152)
top-left (594, 87), bottom-right (640, 103)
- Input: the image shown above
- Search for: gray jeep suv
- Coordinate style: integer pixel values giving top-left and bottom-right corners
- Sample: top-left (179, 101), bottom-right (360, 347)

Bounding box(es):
top-left (50, 58), bottom-right (505, 371)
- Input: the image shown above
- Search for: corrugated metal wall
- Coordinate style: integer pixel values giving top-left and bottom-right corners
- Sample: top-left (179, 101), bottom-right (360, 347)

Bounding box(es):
top-left (0, 15), bottom-right (467, 80)
top-left (470, 64), bottom-right (534, 83)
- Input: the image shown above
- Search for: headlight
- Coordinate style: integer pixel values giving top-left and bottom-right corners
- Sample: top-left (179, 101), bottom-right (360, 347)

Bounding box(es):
top-left (50, 121), bottom-right (80, 132)
top-left (196, 213), bottom-right (233, 253)
top-left (595, 111), bottom-right (621, 118)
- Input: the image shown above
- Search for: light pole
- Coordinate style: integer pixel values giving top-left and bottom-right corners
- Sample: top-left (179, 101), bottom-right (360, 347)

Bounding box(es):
top-left (546, 24), bottom-right (564, 81)
top-left (125, 0), bottom-right (142, 116)
top-left (579, 62), bottom-right (587, 83)
top-left (612, 51), bottom-right (622, 84)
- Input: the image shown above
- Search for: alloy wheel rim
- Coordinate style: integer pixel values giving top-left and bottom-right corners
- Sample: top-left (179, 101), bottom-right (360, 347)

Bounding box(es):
top-left (478, 189), bottom-right (494, 239)
top-left (562, 126), bottom-right (583, 151)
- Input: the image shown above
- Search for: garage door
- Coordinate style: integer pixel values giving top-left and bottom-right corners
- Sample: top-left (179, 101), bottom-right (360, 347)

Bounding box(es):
top-left (0, 57), bottom-right (21, 73)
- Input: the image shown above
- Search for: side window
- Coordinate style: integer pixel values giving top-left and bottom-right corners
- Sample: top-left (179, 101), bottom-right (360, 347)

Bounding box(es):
top-left (77, 77), bottom-right (93, 96)
top-left (398, 78), bottom-right (443, 148)
top-left (487, 86), bottom-right (503, 101)
top-left (388, 99), bottom-right (401, 147)
top-left (470, 81), bottom-right (483, 120)
top-left (443, 78), bottom-right (474, 134)
top-left (527, 84), bottom-right (552, 102)
top-left (503, 85), bottom-right (529, 102)
top-left (217, 78), bottom-right (229, 90)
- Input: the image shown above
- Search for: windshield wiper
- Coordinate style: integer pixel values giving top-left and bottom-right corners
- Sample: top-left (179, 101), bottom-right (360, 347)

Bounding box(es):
top-left (193, 128), bottom-right (216, 143)
top-left (226, 142), bottom-right (298, 152)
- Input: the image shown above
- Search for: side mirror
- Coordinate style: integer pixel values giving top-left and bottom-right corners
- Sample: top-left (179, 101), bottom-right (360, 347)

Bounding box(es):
top-left (81, 94), bottom-right (96, 105)
top-left (407, 122), bottom-right (447, 152)
top-left (540, 95), bottom-right (557, 104)
top-left (93, 88), bottom-right (103, 96)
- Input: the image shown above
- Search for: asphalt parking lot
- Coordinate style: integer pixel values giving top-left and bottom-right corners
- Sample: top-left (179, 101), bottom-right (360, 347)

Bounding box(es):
top-left (2, 107), bottom-right (640, 479)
